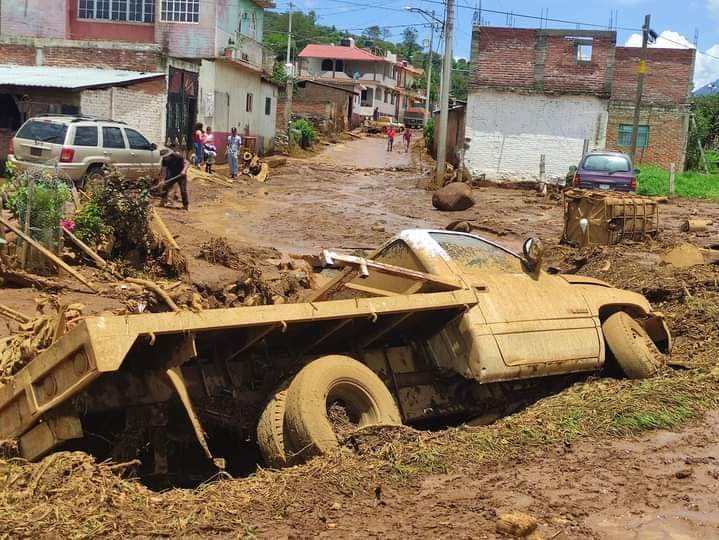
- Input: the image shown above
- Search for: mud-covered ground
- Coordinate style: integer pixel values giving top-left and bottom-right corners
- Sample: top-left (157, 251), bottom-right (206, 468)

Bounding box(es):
top-left (2, 135), bottom-right (719, 538)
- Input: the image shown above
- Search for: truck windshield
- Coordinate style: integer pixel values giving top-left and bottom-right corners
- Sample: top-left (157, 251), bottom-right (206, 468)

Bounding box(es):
top-left (429, 232), bottom-right (522, 272)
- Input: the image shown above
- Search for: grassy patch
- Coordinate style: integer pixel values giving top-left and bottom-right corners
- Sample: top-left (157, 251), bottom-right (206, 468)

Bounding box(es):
top-left (637, 165), bottom-right (719, 198)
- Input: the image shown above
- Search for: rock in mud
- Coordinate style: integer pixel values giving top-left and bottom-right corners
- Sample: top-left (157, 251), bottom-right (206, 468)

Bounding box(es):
top-left (496, 511), bottom-right (538, 537)
top-left (432, 182), bottom-right (475, 211)
top-left (661, 243), bottom-right (705, 268)
top-left (675, 468), bottom-right (693, 479)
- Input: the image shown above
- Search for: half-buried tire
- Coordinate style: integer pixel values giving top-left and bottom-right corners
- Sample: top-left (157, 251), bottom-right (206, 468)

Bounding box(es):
top-left (603, 311), bottom-right (665, 379)
top-left (257, 386), bottom-right (295, 468)
top-left (284, 355), bottom-right (401, 459)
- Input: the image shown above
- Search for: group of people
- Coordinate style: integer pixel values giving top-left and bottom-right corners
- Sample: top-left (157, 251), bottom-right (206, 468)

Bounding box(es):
top-left (386, 127), bottom-right (412, 153)
top-left (157, 123), bottom-right (245, 211)
top-left (191, 123), bottom-right (243, 179)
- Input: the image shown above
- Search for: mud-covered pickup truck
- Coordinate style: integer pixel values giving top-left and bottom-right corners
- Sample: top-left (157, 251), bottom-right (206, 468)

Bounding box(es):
top-left (0, 230), bottom-right (670, 477)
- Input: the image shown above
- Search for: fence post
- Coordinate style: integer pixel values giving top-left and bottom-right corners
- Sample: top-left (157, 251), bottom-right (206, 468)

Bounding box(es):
top-left (669, 163), bottom-right (676, 196)
top-left (20, 176), bottom-right (33, 269)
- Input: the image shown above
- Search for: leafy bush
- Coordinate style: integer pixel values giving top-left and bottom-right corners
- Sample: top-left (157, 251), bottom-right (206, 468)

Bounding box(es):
top-left (637, 165), bottom-right (719, 199)
top-left (73, 169), bottom-right (152, 257)
top-left (424, 118), bottom-right (435, 152)
top-left (289, 118), bottom-right (317, 148)
top-left (5, 171), bottom-right (71, 250)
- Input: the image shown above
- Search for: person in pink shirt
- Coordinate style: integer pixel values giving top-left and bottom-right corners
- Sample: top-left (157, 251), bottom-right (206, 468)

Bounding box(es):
top-left (386, 127), bottom-right (396, 152)
top-left (192, 123), bottom-right (206, 167)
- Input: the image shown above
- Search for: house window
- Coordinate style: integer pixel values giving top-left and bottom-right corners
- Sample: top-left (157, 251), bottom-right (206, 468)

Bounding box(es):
top-left (577, 43), bottom-right (592, 62)
top-left (78, 0), bottom-right (155, 22)
top-left (618, 124), bottom-right (649, 148)
top-left (321, 59), bottom-right (333, 71)
top-left (160, 0), bottom-right (199, 23)
top-left (335, 59), bottom-right (344, 72)
top-left (265, 97), bottom-right (271, 116)
top-left (246, 92), bottom-right (253, 112)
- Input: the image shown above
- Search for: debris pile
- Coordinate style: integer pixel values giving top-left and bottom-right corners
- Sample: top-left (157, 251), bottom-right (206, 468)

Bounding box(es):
top-left (0, 299), bottom-right (84, 381)
top-left (197, 237), bottom-right (311, 307)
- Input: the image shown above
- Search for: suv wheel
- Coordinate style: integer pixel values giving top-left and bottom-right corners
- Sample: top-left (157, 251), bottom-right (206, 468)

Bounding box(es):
top-left (80, 165), bottom-right (106, 194)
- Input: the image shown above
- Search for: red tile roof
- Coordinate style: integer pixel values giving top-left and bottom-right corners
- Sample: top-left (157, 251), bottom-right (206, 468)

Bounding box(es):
top-left (298, 44), bottom-right (385, 62)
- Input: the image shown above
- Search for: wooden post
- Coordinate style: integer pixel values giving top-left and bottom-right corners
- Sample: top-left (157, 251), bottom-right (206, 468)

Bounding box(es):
top-left (690, 115), bottom-right (710, 175)
top-left (669, 163), bottom-right (676, 196)
top-left (21, 175), bottom-right (33, 269)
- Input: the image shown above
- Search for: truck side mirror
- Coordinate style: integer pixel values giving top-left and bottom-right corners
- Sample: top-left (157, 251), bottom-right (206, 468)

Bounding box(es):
top-left (522, 237), bottom-right (544, 273)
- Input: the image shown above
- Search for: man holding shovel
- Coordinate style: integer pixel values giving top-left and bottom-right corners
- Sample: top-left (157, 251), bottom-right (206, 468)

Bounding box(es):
top-left (158, 145), bottom-right (190, 210)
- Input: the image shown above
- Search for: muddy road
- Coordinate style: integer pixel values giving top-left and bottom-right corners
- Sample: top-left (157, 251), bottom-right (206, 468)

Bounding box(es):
top-left (163, 136), bottom-right (719, 257)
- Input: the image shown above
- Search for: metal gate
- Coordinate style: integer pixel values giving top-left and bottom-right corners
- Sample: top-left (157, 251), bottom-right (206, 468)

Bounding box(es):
top-left (166, 67), bottom-right (198, 149)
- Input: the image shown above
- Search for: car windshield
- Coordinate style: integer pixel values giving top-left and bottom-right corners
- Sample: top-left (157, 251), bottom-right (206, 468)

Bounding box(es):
top-left (429, 232), bottom-right (523, 273)
top-left (582, 155), bottom-right (631, 173)
top-left (15, 120), bottom-right (68, 144)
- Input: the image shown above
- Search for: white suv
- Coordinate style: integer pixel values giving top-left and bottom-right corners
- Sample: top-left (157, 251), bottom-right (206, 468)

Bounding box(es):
top-left (8, 116), bottom-right (162, 187)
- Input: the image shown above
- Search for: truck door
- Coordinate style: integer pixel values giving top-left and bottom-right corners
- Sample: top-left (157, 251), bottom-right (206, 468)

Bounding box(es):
top-left (427, 232), bottom-right (601, 380)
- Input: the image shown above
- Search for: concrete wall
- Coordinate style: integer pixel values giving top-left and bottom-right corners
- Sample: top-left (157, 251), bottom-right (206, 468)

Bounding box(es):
top-left (464, 89), bottom-right (608, 181)
top-left (198, 60), bottom-right (276, 155)
top-left (155, 1), bottom-right (217, 58)
top-left (0, 0), bottom-right (68, 39)
top-left (80, 78), bottom-right (167, 144)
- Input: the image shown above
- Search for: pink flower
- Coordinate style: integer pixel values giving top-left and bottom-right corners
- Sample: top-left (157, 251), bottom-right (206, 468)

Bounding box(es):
top-left (61, 219), bottom-right (75, 231)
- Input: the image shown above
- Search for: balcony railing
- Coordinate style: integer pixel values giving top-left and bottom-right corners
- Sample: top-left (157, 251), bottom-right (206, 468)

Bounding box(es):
top-left (223, 35), bottom-right (275, 73)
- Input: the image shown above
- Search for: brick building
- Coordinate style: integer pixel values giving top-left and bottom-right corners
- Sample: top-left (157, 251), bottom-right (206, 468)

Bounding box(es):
top-left (276, 80), bottom-right (358, 134)
top-left (0, 0), bottom-right (278, 161)
top-left (297, 39), bottom-right (424, 125)
top-left (464, 26), bottom-right (695, 182)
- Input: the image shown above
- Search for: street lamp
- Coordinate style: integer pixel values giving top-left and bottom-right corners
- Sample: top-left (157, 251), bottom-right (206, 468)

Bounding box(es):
top-left (404, 7), bottom-right (442, 124)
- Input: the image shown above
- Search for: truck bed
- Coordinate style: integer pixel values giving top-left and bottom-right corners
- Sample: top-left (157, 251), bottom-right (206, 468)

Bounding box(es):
top-left (0, 289), bottom-right (477, 455)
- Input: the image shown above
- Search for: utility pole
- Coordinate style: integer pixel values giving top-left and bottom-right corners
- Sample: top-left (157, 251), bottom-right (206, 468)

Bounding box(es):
top-left (629, 14), bottom-right (650, 163)
top-left (424, 13), bottom-right (435, 124)
top-left (284, 3), bottom-right (294, 139)
top-left (434, 0), bottom-right (454, 188)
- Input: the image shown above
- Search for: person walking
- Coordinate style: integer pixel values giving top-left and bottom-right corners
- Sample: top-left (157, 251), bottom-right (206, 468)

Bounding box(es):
top-left (403, 128), bottom-right (412, 152)
top-left (203, 126), bottom-right (217, 174)
top-left (372, 107), bottom-right (379, 121)
top-left (192, 123), bottom-right (205, 167)
top-left (159, 145), bottom-right (190, 210)
top-left (226, 127), bottom-right (242, 179)
top-left (386, 127), bottom-right (395, 152)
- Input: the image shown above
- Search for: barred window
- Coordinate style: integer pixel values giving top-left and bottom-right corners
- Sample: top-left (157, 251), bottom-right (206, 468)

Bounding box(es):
top-left (160, 0), bottom-right (199, 23)
top-left (618, 124), bottom-right (649, 149)
top-left (78, 0), bottom-right (154, 22)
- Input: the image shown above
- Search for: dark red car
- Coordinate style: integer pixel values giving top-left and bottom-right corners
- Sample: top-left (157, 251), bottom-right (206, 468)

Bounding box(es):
top-left (572, 151), bottom-right (638, 192)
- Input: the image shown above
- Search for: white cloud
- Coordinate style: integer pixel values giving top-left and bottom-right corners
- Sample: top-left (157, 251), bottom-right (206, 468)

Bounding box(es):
top-left (708, 0), bottom-right (719, 17)
top-left (623, 30), bottom-right (719, 89)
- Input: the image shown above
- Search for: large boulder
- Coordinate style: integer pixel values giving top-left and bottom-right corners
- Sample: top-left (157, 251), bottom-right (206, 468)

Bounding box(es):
top-left (432, 182), bottom-right (475, 211)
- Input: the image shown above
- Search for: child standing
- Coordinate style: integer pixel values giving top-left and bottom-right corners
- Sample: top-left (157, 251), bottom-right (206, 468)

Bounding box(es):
top-left (386, 127), bottom-right (395, 152)
top-left (226, 127), bottom-right (242, 178)
top-left (203, 126), bottom-right (216, 174)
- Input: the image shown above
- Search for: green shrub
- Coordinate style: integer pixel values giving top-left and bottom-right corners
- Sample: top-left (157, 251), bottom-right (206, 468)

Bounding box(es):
top-left (5, 171), bottom-right (70, 250)
top-left (424, 118), bottom-right (435, 152)
top-left (289, 118), bottom-right (317, 148)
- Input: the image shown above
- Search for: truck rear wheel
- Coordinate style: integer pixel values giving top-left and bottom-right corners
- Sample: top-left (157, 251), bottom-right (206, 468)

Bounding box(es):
top-left (284, 355), bottom-right (401, 459)
top-left (257, 386), bottom-right (295, 468)
top-left (603, 311), bottom-right (665, 379)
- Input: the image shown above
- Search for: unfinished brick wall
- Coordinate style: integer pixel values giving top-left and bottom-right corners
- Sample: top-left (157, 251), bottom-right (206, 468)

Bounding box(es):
top-left (611, 48), bottom-right (695, 106)
top-left (606, 104), bottom-right (690, 171)
top-left (80, 79), bottom-right (167, 143)
top-left (275, 98), bottom-right (336, 134)
top-left (0, 39), bottom-right (163, 72)
top-left (469, 27), bottom-right (615, 96)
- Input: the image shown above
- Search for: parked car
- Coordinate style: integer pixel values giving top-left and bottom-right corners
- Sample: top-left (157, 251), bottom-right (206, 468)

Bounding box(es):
top-left (8, 115), bottom-right (162, 188)
top-left (571, 151), bottom-right (638, 192)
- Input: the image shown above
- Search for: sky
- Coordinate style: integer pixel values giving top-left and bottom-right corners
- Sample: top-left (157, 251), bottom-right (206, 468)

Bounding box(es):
top-left (270, 0), bottom-right (719, 90)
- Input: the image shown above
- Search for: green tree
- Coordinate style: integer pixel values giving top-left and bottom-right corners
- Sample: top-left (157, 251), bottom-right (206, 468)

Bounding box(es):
top-left (687, 95), bottom-right (719, 170)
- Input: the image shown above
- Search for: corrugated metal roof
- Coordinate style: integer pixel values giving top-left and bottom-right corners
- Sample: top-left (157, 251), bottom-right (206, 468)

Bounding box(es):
top-left (0, 65), bottom-right (165, 90)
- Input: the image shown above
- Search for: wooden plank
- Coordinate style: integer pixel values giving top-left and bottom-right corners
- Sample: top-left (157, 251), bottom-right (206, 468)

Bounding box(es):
top-left (323, 250), bottom-right (464, 290)
top-left (63, 226), bottom-right (121, 278)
